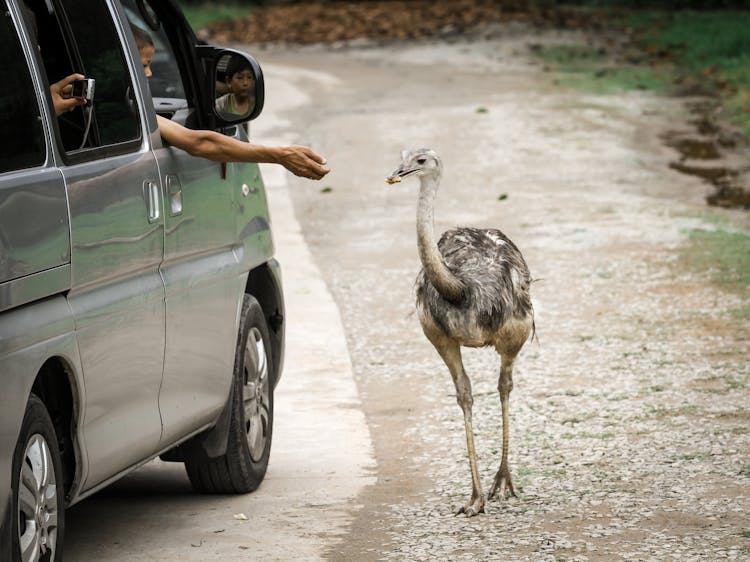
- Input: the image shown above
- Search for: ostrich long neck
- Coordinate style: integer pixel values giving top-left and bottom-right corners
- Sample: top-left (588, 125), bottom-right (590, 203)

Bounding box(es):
top-left (417, 174), bottom-right (465, 302)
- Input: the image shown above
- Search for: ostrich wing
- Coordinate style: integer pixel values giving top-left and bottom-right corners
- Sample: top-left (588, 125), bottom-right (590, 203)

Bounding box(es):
top-left (417, 227), bottom-right (532, 334)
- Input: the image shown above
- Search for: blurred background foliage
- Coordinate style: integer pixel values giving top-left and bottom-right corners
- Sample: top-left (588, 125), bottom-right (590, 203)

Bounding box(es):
top-left (177, 0), bottom-right (750, 138)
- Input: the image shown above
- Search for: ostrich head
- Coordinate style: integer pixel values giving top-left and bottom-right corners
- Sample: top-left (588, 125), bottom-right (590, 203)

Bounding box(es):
top-left (386, 148), bottom-right (442, 184)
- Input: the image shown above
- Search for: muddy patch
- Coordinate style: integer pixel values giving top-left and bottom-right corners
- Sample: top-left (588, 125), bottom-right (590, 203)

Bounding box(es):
top-left (663, 101), bottom-right (750, 209)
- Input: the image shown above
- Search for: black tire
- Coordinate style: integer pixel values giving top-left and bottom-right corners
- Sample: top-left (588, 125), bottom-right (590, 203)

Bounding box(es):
top-left (11, 394), bottom-right (65, 562)
top-left (185, 294), bottom-right (275, 493)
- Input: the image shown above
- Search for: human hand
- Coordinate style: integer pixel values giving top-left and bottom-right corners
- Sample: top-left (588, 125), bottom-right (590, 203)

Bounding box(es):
top-left (278, 145), bottom-right (330, 180)
top-left (51, 73), bottom-right (87, 115)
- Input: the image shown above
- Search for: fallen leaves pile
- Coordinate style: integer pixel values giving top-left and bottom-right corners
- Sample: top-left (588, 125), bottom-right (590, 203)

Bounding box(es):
top-left (201, 0), bottom-right (603, 45)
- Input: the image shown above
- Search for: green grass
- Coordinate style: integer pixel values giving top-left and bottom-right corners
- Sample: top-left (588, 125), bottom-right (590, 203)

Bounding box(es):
top-left (681, 228), bottom-right (750, 290)
top-left (730, 306), bottom-right (750, 319)
top-left (177, 3), bottom-right (251, 31)
top-left (536, 44), bottom-right (674, 94)
top-left (628, 11), bottom-right (750, 73)
top-left (536, 8), bottom-right (750, 137)
top-left (673, 213), bottom-right (750, 301)
top-left (626, 10), bottom-right (750, 136)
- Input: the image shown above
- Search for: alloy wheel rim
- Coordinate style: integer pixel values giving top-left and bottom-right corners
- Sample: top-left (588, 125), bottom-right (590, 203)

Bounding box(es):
top-left (243, 326), bottom-right (270, 462)
top-left (18, 433), bottom-right (58, 562)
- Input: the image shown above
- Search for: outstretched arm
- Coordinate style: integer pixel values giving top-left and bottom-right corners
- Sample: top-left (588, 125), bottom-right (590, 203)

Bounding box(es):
top-left (156, 115), bottom-right (329, 180)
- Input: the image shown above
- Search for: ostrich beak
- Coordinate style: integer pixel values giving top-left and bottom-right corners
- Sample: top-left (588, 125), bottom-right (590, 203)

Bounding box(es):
top-left (386, 162), bottom-right (414, 185)
top-left (385, 164), bottom-right (405, 184)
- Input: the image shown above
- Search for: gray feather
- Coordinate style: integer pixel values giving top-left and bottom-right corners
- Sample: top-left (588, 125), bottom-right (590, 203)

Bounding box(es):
top-left (416, 227), bottom-right (532, 337)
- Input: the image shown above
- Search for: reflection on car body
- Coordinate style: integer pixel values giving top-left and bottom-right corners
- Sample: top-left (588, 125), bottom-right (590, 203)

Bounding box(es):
top-left (0, 0), bottom-right (284, 559)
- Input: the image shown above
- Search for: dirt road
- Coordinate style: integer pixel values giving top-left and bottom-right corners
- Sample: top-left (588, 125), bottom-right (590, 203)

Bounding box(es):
top-left (252, 27), bottom-right (749, 560)
top-left (65, 26), bottom-right (748, 561)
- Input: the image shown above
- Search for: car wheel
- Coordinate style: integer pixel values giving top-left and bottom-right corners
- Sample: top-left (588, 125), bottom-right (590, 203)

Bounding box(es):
top-left (185, 294), bottom-right (274, 493)
top-left (11, 394), bottom-right (65, 562)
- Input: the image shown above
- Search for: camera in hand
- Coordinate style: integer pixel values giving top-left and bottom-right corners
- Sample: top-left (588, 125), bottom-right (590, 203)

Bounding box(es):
top-left (71, 78), bottom-right (95, 101)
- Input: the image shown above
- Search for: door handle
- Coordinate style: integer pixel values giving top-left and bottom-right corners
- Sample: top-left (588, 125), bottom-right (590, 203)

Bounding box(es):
top-left (144, 180), bottom-right (160, 223)
top-left (166, 174), bottom-right (183, 216)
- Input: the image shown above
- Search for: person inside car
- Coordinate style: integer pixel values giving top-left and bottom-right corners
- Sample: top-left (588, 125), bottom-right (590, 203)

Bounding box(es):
top-left (20, 3), bottom-right (87, 117)
top-left (51, 24), bottom-right (329, 181)
top-left (50, 73), bottom-right (88, 115)
top-left (132, 24), bottom-right (329, 181)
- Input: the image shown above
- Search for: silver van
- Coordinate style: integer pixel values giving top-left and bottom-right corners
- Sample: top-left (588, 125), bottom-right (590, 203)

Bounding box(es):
top-left (0, 1), bottom-right (285, 559)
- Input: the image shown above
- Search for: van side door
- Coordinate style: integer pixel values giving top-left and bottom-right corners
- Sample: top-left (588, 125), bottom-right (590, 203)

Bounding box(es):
top-left (29, 0), bottom-right (167, 489)
top-left (124, 1), bottom-right (243, 445)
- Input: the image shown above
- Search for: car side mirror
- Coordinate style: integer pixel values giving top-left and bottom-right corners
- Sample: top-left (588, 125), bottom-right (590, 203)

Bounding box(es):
top-left (198, 47), bottom-right (265, 126)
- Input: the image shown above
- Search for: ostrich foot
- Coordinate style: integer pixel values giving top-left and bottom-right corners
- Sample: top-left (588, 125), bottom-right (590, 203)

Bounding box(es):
top-left (488, 464), bottom-right (516, 500)
top-left (455, 494), bottom-right (485, 517)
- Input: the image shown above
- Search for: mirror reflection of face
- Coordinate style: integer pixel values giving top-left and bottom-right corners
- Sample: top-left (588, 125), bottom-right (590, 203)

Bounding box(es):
top-left (227, 70), bottom-right (254, 97)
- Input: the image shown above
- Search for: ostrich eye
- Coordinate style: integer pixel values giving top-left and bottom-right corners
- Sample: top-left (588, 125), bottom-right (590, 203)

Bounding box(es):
top-left (416, 158), bottom-right (427, 164)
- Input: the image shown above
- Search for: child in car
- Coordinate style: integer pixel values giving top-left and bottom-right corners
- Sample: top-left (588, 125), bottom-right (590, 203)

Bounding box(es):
top-left (215, 56), bottom-right (255, 119)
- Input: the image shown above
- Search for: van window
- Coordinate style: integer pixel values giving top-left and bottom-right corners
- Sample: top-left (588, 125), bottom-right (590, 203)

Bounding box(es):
top-left (123, 1), bottom-right (186, 102)
top-left (0, 13), bottom-right (46, 173)
top-left (122, 0), bottom-right (189, 117)
top-left (25, 0), bottom-right (141, 152)
top-left (59, 0), bottom-right (140, 147)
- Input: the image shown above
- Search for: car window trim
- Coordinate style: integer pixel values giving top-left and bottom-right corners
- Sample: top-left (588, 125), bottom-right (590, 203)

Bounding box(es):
top-left (5, 0), bottom-right (52, 172)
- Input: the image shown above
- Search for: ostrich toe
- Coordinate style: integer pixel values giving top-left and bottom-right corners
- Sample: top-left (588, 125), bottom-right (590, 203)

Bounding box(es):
top-left (455, 494), bottom-right (486, 517)
top-left (488, 463), bottom-right (516, 500)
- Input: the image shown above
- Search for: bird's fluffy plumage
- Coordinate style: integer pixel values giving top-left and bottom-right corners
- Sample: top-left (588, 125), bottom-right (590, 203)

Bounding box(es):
top-left (386, 147), bottom-right (534, 515)
top-left (416, 227), bottom-right (533, 346)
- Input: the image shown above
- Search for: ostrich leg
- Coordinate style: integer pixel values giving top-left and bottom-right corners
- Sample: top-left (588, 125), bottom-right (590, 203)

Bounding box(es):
top-left (488, 357), bottom-right (517, 500)
top-left (426, 332), bottom-right (485, 516)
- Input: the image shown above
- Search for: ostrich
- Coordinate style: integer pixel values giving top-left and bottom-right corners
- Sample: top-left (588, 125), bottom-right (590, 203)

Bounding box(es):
top-left (386, 148), bottom-right (534, 517)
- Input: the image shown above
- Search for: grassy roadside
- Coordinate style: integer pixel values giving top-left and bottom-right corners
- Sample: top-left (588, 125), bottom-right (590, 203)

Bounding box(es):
top-left (533, 43), bottom-right (674, 95)
top-left (683, 226), bottom-right (750, 289)
top-left (621, 10), bottom-right (750, 294)
top-left (180, 3), bottom-right (749, 140)
top-left (534, 8), bottom-right (750, 138)
top-left (534, 6), bottom-right (750, 299)
top-left (679, 222), bottom-right (750, 321)
top-left (628, 9), bottom-right (750, 138)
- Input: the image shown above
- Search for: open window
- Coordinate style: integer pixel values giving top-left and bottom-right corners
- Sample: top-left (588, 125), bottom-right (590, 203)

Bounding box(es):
top-left (22, 0), bottom-right (142, 158)
top-left (123, 0), bottom-right (264, 131)
top-left (122, 0), bottom-right (189, 121)
top-left (122, 0), bottom-right (203, 128)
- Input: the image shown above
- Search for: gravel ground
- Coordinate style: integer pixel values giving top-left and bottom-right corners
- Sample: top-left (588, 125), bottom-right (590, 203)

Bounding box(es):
top-left (239, 22), bottom-right (749, 560)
